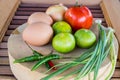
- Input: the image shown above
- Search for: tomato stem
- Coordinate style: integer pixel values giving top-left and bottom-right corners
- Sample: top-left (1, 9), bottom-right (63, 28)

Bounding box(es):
top-left (75, 0), bottom-right (79, 6)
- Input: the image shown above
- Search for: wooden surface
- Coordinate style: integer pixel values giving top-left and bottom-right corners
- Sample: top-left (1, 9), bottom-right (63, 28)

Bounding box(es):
top-left (0, 0), bottom-right (20, 42)
top-left (21, 0), bottom-right (102, 5)
top-left (100, 0), bottom-right (120, 61)
top-left (0, 3), bottom-right (120, 80)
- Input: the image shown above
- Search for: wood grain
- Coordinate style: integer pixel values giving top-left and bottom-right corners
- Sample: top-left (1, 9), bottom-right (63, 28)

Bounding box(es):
top-left (2, 36), bottom-right (9, 42)
top-left (0, 76), bottom-right (16, 80)
top-left (0, 49), bottom-right (8, 57)
top-left (0, 0), bottom-right (20, 42)
top-left (0, 42), bottom-right (7, 49)
top-left (0, 57), bottom-right (9, 65)
top-left (100, 0), bottom-right (120, 61)
top-left (21, 0), bottom-right (102, 5)
top-left (0, 66), bottom-right (13, 75)
top-left (111, 78), bottom-right (120, 80)
top-left (113, 69), bottom-right (120, 77)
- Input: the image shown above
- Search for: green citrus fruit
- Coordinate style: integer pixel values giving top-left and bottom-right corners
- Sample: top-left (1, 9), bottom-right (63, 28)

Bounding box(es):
top-left (52, 33), bottom-right (75, 53)
top-left (74, 29), bottom-right (96, 48)
top-left (52, 21), bottom-right (72, 34)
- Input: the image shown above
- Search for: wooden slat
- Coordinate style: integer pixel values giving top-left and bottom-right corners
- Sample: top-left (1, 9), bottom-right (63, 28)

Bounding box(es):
top-left (116, 62), bottom-right (120, 68)
top-left (11, 20), bottom-right (26, 25)
top-left (17, 8), bottom-right (102, 13)
top-left (0, 66), bottom-right (13, 75)
top-left (113, 69), bottom-right (120, 77)
top-left (18, 7), bottom-right (46, 11)
top-left (0, 76), bottom-right (16, 80)
top-left (0, 49), bottom-right (8, 57)
top-left (0, 42), bottom-right (7, 49)
top-left (8, 25), bottom-right (20, 30)
top-left (20, 3), bottom-right (101, 8)
top-left (2, 36), bottom-right (9, 42)
top-left (100, 0), bottom-right (120, 61)
top-left (0, 57), bottom-right (9, 65)
top-left (13, 16), bottom-right (28, 20)
top-left (21, 0), bottom-right (102, 5)
top-left (0, 0), bottom-right (20, 42)
top-left (111, 78), bottom-right (120, 80)
top-left (5, 30), bottom-right (14, 36)
top-left (15, 11), bottom-right (35, 16)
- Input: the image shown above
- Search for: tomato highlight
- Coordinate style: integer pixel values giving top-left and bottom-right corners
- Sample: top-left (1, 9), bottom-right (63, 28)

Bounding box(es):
top-left (64, 6), bottom-right (93, 31)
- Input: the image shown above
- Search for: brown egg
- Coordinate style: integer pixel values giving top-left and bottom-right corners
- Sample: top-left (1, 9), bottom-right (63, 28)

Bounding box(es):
top-left (22, 22), bottom-right (53, 46)
top-left (28, 12), bottom-right (53, 25)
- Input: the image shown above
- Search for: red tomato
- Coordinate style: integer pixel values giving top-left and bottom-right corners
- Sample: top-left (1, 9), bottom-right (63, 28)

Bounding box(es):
top-left (64, 6), bottom-right (93, 31)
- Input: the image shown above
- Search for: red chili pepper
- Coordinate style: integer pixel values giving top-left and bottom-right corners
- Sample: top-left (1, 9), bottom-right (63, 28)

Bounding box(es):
top-left (48, 61), bottom-right (57, 70)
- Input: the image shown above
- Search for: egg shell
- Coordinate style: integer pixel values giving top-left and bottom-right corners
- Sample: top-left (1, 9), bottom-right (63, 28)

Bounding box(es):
top-left (28, 12), bottom-right (53, 25)
top-left (22, 22), bottom-right (53, 46)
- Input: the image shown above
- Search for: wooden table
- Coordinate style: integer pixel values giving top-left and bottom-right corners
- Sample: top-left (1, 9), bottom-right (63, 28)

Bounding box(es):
top-left (0, 2), bottom-right (120, 80)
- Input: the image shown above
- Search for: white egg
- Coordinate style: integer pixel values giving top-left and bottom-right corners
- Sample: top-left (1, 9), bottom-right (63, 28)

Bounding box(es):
top-left (28, 12), bottom-right (53, 25)
top-left (22, 22), bottom-right (53, 46)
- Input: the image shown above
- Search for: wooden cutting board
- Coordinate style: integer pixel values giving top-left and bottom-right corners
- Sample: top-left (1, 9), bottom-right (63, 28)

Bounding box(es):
top-left (8, 23), bottom-right (119, 80)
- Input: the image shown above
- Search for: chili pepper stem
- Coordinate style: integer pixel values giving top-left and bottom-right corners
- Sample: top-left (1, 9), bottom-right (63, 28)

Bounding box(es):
top-left (24, 41), bottom-right (34, 51)
top-left (24, 42), bottom-right (57, 71)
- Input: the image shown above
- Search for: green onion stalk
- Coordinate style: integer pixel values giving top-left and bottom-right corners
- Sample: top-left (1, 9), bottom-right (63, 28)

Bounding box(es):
top-left (41, 21), bottom-right (117, 80)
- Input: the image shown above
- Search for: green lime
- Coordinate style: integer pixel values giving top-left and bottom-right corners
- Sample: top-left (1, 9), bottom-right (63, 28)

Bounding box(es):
top-left (52, 21), bottom-right (72, 34)
top-left (74, 29), bottom-right (96, 48)
top-left (52, 33), bottom-right (75, 53)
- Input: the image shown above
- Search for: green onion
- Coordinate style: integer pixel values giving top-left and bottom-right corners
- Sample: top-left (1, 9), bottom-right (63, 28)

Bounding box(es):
top-left (41, 22), bottom-right (116, 80)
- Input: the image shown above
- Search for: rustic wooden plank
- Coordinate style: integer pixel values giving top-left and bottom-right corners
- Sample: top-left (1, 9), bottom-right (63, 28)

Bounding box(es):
top-left (116, 62), bottom-right (120, 68)
top-left (90, 10), bottom-right (102, 13)
top-left (2, 36), bottom-right (9, 42)
top-left (15, 11), bottom-right (37, 16)
top-left (0, 0), bottom-right (20, 42)
top-left (11, 20), bottom-right (27, 25)
top-left (19, 3), bottom-right (50, 8)
top-left (13, 16), bottom-right (28, 20)
top-left (8, 25), bottom-right (20, 30)
top-left (112, 69), bottom-right (120, 77)
top-left (21, 0), bottom-right (102, 5)
top-left (0, 76), bottom-right (16, 80)
top-left (0, 57), bottom-right (9, 65)
top-left (100, 0), bottom-right (120, 61)
top-left (17, 8), bottom-right (102, 13)
top-left (0, 42), bottom-right (7, 49)
top-left (0, 49), bottom-right (8, 57)
top-left (111, 78), bottom-right (120, 80)
top-left (18, 7), bottom-right (46, 11)
top-left (20, 3), bottom-right (101, 9)
top-left (93, 14), bottom-right (104, 18)
top-left (0, 66), bottom-right (13, 75)
top-left (5, 30), bottom-right (14, 36)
